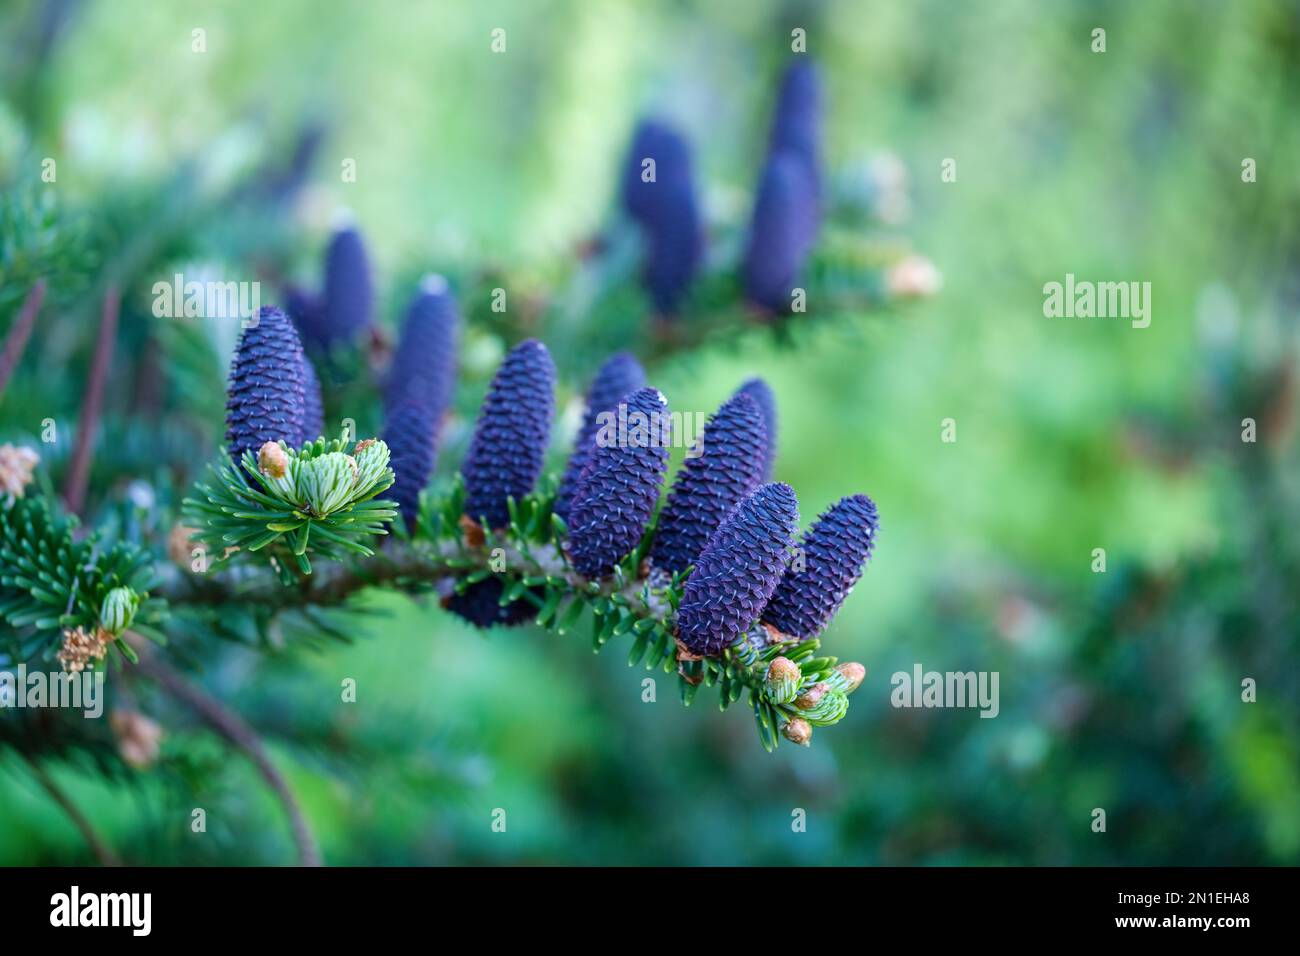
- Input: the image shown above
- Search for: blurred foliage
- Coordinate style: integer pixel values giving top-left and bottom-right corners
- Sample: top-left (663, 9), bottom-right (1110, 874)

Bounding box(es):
top-left (1, 0), bottom-right (1298, 866)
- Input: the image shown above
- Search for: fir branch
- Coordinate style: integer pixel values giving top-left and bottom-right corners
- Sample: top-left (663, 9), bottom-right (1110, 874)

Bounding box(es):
top-left (18, 750), bottom-right (122, 867)
top-left (171, 478), bottom-right (868, 751)
top-left (130, 642), bottom-right (322, 867)
top-left (63, 284), bottom-right (119, 517)
top-left (0, 278), bottom-right (46, 401)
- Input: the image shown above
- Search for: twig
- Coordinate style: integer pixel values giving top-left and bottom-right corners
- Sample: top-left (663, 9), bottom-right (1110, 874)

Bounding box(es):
top-left (63, 284), bottom-right (119, 516)
top-left (18, 750), bottom-right (122, 867)
top-left (130, 644), bottom-right (323, 867)
top-left (0, 278), bottom-right (47, 401)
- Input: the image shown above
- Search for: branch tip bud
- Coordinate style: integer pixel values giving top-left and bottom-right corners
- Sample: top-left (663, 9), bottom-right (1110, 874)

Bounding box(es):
top-left (781, 717), bottom-right (813, 746)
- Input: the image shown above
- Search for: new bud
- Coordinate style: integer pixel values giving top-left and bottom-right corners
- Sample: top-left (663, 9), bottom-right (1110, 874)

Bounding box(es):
top-left (799, 689), bottom-right (850, 726)
top-left (826, 661), bottom-right (866, 694)
top-left (258, 440), bottom-right (289, 479)
top-left (794, 682), bottom-right (827, 710)
top-left (764, 656), bottom-right (802, 704)
top-left (99, 587), bottom-right (139, 635)
top-left (299, 452), bottom-right (360, 516)
top-left (781, 717), bottom-right (813, 747)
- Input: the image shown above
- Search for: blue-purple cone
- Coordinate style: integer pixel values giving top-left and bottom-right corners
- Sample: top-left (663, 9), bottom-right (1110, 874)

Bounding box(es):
top-left (735, 377), bottom-right (778, 480)
top-left (300, 352), bottom-right (324, 443)
top-left (675, 482), bottom-right (799, 657)
top-left (460, 339), bottom-right (556, 529)
top-left (444, 576), bottom-right (536, 629)
top-left (762, 494), bottom-right (879, 639)
top-left (321, 225), bottom-right (374, 346)
top-left (642, 189), bottom-right (701, 315)
top-left (284, 284), bottom-right (325, 349)
top-left (555, 351), bottom-right (647, 521)
top-left (649, 393), bottom-right (766, 574)
top-left (769, 59), bottom-right (822, 197)
top-left (621, 120), bottom-right (701, 315)
top-left (743, 150), bottom-right (819, 314)
top-left (384, 281), bottom-right (459, 422)
top-left (224, 306), bottom-right (310, 461)
top-left (382, 401), bottom-right (438, 531)
top-left (566, 387), bottom-right (671, 578)
top-left (622, 120), bottom-right (690, 222)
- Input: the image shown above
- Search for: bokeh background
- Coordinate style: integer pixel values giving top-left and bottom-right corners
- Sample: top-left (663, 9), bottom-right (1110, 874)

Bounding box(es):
top-left (2, 0), bottom-right (1299, 865)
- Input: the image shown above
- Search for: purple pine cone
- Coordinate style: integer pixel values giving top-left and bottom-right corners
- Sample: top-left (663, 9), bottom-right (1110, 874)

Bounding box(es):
top-left (301, 353), bottom-right (324, 443)
top-left (284, 283), bottom-right (326, 350)
top-left (649, 393), bottom-right (766, 574)
top-left (445, 577), bottom-right (535, 629)
top-left (461, 339), bottom-right (556, 529)
top-left (769, 59), bottom-right (823, 197)
top-left (762, 494), bottom-right (879, 639)
top-left (321, 224), bottom-right (374, 346)
top-left (555, 351), bottom-right (647, 521)
top-left (385, 277), bottom-right (459, 423)
top-left (743, 150), bottom-right (819, 314)
top-left (643, 187), bottom-right (702, 315)
top-left (382, 401), bottom-right (438, 531)
top-left (675, 482), bottom-right (799, 657)
top-left (621, 119), bottom-right (702, 316)
top-left (566, 387), bottom-right (671, 578)
top-left (224, 306), bottom-right (310, 461)
top-left (735, 377), bottom-right (778, 480)
top-left (622, 120), bottom-right (690, 223)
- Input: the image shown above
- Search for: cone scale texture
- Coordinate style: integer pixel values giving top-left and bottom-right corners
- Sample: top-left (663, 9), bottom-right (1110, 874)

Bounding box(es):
top-left (675, 482), bottom-right (799, 657)
top-left (385, 281), bottom-right (459, 419)
top-left (735, 377), bottom-right (778, 481)
top-left (382, 401), bottom-right (438, 531)
top-left (224, 306), bottom-right (310, 461)
top-left (566, 386), bottom-right (671, 578)
top-left (649, 392), bottom-right (766, 574)
top-left (460, 339), bottom-right (556, 529)
top-left (555, 351), bottom-right (646, 521)
top-left (762, 494), bottom-right (879, 639)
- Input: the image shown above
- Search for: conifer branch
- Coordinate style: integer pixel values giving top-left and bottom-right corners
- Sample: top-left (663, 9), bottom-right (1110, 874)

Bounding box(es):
top-left (19, 750), bottom-right (122, 867)
top-left (131, 643), bottom-right (323, 867)
top-left (0, 278), bottom-right (46, 401)
top-left (62, 284), bottom-right (119, 517)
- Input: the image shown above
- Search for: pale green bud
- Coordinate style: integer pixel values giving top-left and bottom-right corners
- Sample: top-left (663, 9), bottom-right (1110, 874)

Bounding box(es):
top-left (794, 682), bottom-right (827, 710)
top-left (824, 662), bottom-right (866, 695)
top-left (799, 689), bottom-right (850, 726)
top-left (99, 586), bottom-right (139, 634)
top-left (300, 452), bottom-right (360, 515)
top-left (351, 438), bottom-right (390, 492)
top-left (764, 656), bottom-right (802, 704)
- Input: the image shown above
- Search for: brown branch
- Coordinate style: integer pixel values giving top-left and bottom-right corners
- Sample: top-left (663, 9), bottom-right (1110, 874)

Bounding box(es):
top-left (18, 750), bottom-right (122, 867)
top-left (63, 284), bottom-right (119, 516)
top-left (0, 278), bottom-right (47, 400)
top-left (130, 643), bottom-right (323, 867)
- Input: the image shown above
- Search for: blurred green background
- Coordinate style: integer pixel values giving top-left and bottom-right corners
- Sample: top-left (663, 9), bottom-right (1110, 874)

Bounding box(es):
top-left (2, 0), bottom-right (1298, 865)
